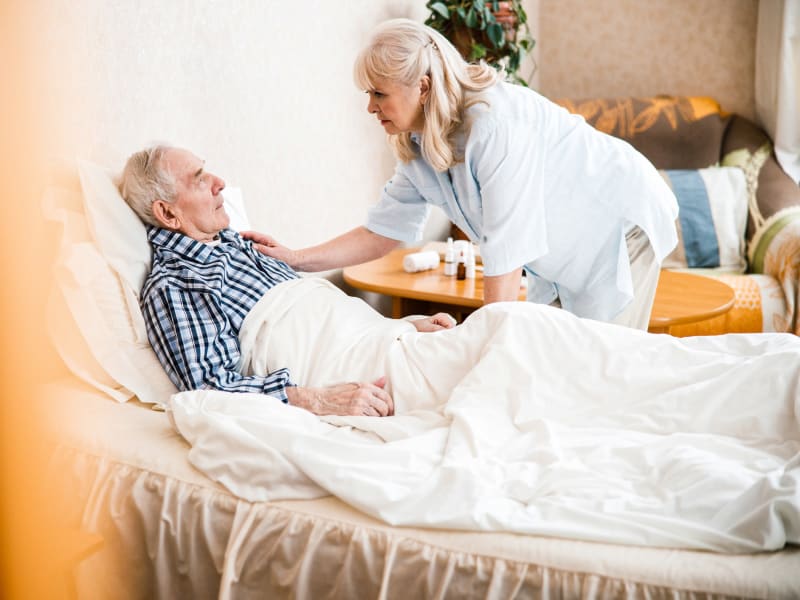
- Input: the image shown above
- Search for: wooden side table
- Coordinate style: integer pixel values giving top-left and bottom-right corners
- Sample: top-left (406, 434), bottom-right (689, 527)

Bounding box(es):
top-left (647, 270), bottom-right (735, 333)
top-left (343, 248), bottom-right (735, 333)
top-left (343, 247), bottom-right (524, 321)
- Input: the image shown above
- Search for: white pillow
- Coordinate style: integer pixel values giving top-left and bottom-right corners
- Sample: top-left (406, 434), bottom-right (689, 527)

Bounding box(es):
top-left (45, 159), bottom-right (251, 404)
top-left (78, 159), bottom-right (151, 295)
top-left (45, 185), bottom-right (134, 402)
top-left (77, 159), bottom-right (250, 296)
top-left (660, 166), bottom-right (749, 273)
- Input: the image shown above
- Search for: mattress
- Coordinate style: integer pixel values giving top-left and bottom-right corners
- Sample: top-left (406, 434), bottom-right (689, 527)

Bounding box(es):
top-left (40, 377), bottom-right (800, 599)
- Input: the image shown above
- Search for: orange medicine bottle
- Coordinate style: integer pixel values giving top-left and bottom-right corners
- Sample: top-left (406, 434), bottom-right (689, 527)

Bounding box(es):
top-left (456, 247), bottom-right (466, 280)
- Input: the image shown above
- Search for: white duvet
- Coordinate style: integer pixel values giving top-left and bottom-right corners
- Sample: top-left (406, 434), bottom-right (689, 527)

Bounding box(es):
top-left (169, 278), bottom-right (800, 553)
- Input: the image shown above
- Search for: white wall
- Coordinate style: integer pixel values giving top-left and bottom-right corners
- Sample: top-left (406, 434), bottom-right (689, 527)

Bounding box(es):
top-left (38, 0), bottom-right (433, 249)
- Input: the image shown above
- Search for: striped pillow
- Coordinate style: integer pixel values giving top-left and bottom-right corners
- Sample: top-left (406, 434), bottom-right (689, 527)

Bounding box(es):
top-left (660, 167), bottom-right (748, 272)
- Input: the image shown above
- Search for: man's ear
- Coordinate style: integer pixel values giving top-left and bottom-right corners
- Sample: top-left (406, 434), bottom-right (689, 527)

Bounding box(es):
top-left (152, 199), bottom-right (180, 230)
top-left (419, 75), bottom-right (431, 104)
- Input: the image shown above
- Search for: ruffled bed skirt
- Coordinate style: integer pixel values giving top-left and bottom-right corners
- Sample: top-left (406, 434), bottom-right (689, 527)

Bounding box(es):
top-left (51, 444), bottom-right (776, 600)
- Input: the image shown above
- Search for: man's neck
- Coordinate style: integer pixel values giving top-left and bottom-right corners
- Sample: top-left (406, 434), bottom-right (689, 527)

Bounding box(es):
top-left (173, 227), bottom-right (222, 243)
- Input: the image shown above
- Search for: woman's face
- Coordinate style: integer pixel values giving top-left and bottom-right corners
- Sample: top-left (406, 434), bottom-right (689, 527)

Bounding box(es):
top-left (365, 77), bottom-right (429, 134)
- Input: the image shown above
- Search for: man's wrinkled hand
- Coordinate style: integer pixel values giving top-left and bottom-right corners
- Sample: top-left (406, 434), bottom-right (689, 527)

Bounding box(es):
top-left (286, 376), bottom-right (394, 416)
top-left (410, 312), bottom-right (456, 332)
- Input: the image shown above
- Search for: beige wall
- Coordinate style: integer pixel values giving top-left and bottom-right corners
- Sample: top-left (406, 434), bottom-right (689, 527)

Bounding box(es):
top-left (537, 0), bottom-right (758, 120)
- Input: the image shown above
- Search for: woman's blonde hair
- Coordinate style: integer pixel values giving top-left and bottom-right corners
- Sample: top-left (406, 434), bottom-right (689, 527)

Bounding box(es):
top-left (354, 18), bottom-right (498, 172)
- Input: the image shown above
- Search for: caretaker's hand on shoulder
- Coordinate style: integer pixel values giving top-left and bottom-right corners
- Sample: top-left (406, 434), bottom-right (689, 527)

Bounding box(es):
top-left (410, 312), bottom-right (456, 332)
top-left (241, 231), bottom-right (298, 267)
top-left (286, 376), bottom-right (394, 417)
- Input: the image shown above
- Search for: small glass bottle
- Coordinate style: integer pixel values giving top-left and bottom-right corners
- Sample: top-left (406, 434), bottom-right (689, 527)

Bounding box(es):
top-left (456, 247), bottom-right (466, 280)
top-left (444, 237), bottom-right (456, 277)
top-left (465, 243), bottom-right (476, 279)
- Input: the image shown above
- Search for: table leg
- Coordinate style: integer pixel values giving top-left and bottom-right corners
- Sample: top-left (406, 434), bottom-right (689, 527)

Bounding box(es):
top-left (391, 297), bottom-right (405, 319)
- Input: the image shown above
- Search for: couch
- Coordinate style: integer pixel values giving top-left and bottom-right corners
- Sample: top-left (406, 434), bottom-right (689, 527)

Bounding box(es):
top-left (554, 95), bottom-right (800, 336)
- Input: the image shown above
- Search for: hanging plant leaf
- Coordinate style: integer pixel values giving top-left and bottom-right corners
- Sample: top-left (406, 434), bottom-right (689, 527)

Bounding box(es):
top-left (465, 7), bottom-right (478, 28)
top-left (486, 23), bottom-right (504, 48)
top-left (429, 2), bottom-right (451, 19)
top-left (515, 2), bottom-right (528, 23)
top-left (480, 6), bottom-right (493, 30)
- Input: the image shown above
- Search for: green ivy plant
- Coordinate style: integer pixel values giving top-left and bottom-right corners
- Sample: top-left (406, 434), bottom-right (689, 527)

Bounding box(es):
top-left (424, 0), bottom-right (535, 86)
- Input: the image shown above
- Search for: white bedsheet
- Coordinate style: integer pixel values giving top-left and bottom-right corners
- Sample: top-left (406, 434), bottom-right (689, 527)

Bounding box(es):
top-left (169, 278), bottom-right (800, 553)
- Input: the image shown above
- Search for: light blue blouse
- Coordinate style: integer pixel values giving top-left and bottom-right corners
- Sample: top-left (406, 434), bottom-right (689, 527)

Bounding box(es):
top-left (366, 82), bottom-right (678, 321)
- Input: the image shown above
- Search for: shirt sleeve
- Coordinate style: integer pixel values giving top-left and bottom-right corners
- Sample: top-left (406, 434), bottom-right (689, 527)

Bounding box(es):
top-left (142, 286), bottom-right (294, 401)
top-left (365, 165), bottom-right (431, 243)
top-left (469, 117), bottom-right (550, 276)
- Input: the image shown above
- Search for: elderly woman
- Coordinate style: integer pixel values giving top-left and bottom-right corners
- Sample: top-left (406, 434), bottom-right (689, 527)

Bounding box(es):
top-left (245, 18), bottom-right (678, 329)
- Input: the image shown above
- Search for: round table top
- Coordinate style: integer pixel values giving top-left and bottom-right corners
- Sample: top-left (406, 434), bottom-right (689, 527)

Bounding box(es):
top-left (647, 269), bottom-right (735, 330)
top-left (344, 248), bottom-right (736, 331)
top-left (344, 247), bottom-right (522, 307)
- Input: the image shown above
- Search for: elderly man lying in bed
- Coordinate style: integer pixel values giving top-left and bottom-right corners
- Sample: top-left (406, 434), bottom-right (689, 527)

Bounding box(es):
top-left (119, 145), bottom-right (455, 417)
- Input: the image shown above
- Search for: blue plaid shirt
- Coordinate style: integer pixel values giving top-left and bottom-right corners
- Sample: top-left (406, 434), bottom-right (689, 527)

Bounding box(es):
top-left (141, 227), bottom-right (299, 401)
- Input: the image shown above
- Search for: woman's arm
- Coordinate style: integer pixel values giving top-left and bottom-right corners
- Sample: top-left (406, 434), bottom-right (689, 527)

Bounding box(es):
top-left (242, 226), bottom-right (400, 272)
top-left (483, 267), bottom-right (523, 304)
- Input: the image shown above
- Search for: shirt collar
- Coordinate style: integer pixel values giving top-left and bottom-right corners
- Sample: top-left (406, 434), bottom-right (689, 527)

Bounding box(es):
top-left (147, 227), bottom-right (242, 263)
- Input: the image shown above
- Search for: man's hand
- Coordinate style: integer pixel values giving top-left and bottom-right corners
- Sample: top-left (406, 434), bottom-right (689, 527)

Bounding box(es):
top-left (241, 230), bottom-right (298, 267)
top-left (410, 312), bottom-right (457, 332)
top-left (286, 376), bottom-right (394, 416)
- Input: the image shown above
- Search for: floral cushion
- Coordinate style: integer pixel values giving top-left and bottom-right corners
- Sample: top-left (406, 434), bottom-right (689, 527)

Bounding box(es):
top-left (553, 96), bottom-right (730, 169)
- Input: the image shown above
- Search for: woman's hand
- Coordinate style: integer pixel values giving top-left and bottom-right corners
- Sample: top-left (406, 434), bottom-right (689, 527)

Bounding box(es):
top-left (241, 226), bottom-right (399, 273)
top-left (241, 230), bottom-right (299, 267)
top-left (410, 312), bottom-right (456, 332)
top-left (286, 376), bottom-right (394, 416)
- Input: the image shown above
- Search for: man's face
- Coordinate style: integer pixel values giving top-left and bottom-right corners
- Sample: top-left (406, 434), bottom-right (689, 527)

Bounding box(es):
top-left (159, 148), bottom-right (229, 242)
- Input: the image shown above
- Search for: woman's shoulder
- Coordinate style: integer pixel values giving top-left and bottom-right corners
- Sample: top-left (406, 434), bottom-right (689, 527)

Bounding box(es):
top-left (465, 81), bottom-right (546, 138)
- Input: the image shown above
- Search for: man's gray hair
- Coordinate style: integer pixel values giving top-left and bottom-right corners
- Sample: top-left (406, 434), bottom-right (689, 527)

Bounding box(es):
top-left (118, 145), bottom-right (176, 226)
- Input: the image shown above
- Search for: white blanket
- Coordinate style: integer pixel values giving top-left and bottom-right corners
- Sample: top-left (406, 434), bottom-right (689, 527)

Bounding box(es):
top-left (169, 278), bottom-right (800, 552)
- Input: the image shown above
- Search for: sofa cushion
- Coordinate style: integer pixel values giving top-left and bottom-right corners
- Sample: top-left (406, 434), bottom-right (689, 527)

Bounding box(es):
top-left (554, 96), bottom-right (731, 169)
top-left (722, 115), bottom-right (800, 248)
top-left (660, 167), bottom-right (748, 272)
